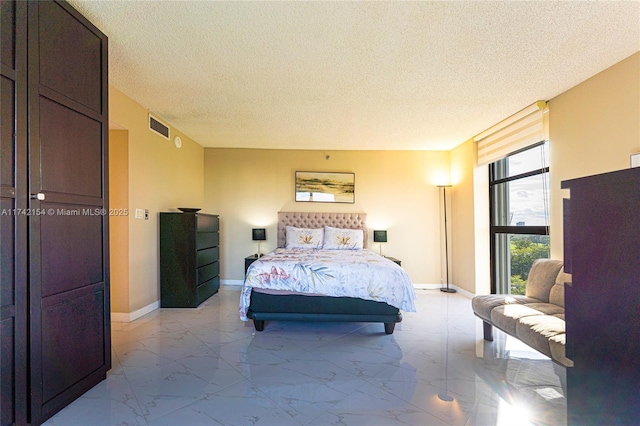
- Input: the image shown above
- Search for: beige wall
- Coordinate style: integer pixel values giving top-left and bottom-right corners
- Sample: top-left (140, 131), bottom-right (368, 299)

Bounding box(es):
top-left (449, 139), bottom-right (479, 294)
top-left (203, 148), bottom-right (450, 285)
top-left (109, 129), bottom-right (129, 313)
top-left (447, 52), bottom-right (640, 295)
top-left (548, 52), bottom-right (640, 258)
top-left (109, 86), bottom-right (205, 316)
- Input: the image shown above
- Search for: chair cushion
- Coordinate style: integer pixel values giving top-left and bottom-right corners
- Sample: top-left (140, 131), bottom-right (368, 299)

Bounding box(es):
top-left (525, 259), bottom-right (564, 303)
top-left (549, 269), bottom-right (571, 308)
top-left (549, 333), bottom-right (573, 367)
top-left (472, 294), bottom-right (538, 322)
top-left (490, 303), bottom-right (564, 336)
top-left (515, 314), bottom-right (566, 359)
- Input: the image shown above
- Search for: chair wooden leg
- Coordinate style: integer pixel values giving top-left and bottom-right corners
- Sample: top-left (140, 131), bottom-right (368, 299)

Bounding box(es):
top-left (483, 321), bottom-right (494, 341)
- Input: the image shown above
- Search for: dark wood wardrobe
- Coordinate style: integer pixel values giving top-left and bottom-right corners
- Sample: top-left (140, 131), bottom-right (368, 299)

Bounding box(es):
top-left (1, 1), bottom-right (110, 424)
top-left (562, 167), bottom-right (640, 425)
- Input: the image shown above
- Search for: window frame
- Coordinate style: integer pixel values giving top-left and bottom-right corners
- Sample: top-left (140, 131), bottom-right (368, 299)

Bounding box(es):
top-left (488, 141), bottom-right (550, 294)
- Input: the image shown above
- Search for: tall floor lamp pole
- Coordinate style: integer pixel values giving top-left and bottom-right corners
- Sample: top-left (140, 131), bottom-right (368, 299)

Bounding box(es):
top-left (439, 185), bottom-right (455, 293)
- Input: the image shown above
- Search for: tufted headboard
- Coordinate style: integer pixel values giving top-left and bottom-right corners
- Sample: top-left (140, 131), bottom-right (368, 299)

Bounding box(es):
top-left (277, 212), bottom-right (367, 248)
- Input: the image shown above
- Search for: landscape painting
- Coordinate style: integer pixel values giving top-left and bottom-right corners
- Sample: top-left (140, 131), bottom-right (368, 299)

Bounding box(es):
top-left (295, 172), bottom-right (355, 203)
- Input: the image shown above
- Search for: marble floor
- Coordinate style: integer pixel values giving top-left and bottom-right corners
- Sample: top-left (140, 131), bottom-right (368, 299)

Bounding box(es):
top-left (44, 287), bottom-right (566, 426)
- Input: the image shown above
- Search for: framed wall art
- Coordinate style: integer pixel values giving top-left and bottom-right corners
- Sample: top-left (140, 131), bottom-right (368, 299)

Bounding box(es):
top-left (295, 171), bottom-right (355, 203)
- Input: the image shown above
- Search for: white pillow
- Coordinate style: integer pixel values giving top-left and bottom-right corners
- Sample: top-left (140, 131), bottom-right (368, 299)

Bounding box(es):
top-left (322, 226), bottom-right (364, 250)
top-left (285, 226), bottom-right (324, 249)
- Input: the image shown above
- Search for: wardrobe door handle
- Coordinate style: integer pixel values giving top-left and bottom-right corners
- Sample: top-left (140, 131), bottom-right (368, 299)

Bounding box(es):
top-left (31, 193), bottom-right (45, 200)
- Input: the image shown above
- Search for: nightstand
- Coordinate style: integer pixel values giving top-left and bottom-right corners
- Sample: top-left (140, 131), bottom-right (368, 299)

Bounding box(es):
top-left (245, 254), bottom-right (260, 275)
top-left (384, 256), bottom-right (401, 266)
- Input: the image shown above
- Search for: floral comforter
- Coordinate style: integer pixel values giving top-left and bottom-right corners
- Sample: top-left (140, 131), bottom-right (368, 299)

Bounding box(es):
top-left (239, 248), bottom-right (416, 321)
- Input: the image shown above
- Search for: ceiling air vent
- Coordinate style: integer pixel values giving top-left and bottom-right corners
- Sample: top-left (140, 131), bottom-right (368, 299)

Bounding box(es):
top-left (148, 113), bottom-right (170, 140)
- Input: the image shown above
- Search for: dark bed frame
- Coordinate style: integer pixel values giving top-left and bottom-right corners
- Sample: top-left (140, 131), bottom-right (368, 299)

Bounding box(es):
top-left (245, 212), bottom-right (403, 334)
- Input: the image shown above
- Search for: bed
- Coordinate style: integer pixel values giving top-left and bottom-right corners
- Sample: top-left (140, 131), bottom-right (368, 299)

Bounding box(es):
top-left (239, 212), bottom-right (416, 334)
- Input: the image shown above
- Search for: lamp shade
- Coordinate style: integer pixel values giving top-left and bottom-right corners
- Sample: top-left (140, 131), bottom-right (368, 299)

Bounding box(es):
top-left (373, 230), bottom-right (387, 243)
top-left (252, 228), bottom-right (266, 241)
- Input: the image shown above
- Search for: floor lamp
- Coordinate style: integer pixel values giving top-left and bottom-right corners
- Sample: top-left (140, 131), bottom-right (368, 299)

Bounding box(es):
top-left (438, 185), bottom-right (455, 293)
top-left (438, 294), bottom-right (454, 402)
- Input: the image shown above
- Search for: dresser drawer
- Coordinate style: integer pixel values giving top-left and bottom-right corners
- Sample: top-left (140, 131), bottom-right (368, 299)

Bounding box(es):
top-left (196, 276), bottom-right (220, 305)
top-left (197, 246), bottom-right (219, 268)
top-left (197, 261), bottom-right (219, 285)
top-left (196, 232), bottom-right (219, 250)
top-left (197, 215), bottom-right (219, 233)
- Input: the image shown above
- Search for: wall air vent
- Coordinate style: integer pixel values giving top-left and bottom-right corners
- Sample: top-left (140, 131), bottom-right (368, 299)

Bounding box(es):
top-left (148, 113), bottom-right (170, 140)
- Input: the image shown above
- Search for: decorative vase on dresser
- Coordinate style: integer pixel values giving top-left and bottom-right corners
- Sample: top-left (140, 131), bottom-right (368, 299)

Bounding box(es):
top-left (160, 211), bottom-right (220, 307)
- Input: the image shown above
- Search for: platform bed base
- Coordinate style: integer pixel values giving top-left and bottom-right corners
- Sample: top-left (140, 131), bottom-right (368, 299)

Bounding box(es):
top-left (248, 312), bottom-right (401, 334)
top-left (247, 292), bottom-right (402, 334)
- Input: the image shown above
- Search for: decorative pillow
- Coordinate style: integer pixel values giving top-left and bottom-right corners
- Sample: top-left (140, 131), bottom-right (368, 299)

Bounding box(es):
top-left (285, 226), bottom-right (323, 249)
top-left (322, 226), bottom-right (364, 250)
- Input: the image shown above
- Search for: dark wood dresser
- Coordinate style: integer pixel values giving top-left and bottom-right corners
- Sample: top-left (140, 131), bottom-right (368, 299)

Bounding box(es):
top-left (160, 212), bottom-right (220, 307)
top-left (562, 167), bottom-right (640, 425)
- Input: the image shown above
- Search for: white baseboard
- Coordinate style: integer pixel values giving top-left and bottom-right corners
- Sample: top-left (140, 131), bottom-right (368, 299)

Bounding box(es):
top-left (221, 279), bottom-right (244, 286)
top-left (451, 286), bottom-right (475, 299)
top-left (413, 283), bottom-right (475, 299)
top-left (111, 300), bottom-right (160, 323)
top-left (412, 283), bottom-right (441, 290)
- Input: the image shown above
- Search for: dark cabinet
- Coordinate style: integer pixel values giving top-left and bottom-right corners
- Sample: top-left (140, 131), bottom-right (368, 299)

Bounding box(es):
top-left (562, 167), bottom-right (640, 425)
top-left (1, 1), bottom-right (110, 424)
top-left (245, 254), bottom-right (259, 275)
top-left (160, 212), bottom-right (220, 307)
top-left (2, 2), bottom-right (28, 424)
top-left (384, 256), bottom-right (401, 266)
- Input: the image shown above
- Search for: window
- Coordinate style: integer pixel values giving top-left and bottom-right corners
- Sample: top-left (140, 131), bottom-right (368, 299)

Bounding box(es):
top-left (489, 142), bottom-right (550, 294)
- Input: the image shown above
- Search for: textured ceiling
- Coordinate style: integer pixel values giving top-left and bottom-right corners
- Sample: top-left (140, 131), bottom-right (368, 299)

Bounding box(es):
top-left (68, 1), bottom-right (640, 151)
